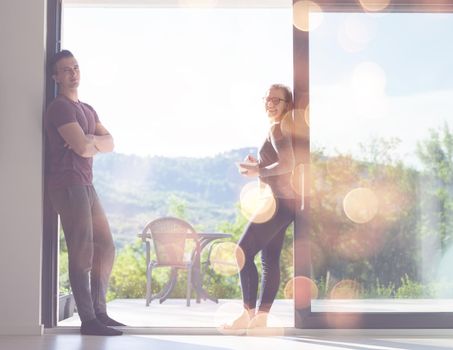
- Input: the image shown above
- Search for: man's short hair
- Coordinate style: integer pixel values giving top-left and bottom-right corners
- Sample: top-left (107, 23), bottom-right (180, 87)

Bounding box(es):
top-left (49, 50), bottom-right (74, 75)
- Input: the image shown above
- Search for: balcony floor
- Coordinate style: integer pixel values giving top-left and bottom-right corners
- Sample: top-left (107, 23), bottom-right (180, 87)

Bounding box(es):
top-left (59, 299), bottom-right (294, 328)
top-left (58, 298), bottom-right (453, 328)
top-left (44, 299), bottom-right (453, 350)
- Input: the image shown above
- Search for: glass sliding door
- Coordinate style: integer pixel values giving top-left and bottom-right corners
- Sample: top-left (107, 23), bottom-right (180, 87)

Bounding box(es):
top-left (293, 0), bottom-right (453, 328)
top-left (56, 0), bottom-right (294, 329)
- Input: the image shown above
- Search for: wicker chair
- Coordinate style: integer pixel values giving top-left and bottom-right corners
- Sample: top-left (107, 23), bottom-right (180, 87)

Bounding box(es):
top-left (140, 217), bottom-right (198, 307)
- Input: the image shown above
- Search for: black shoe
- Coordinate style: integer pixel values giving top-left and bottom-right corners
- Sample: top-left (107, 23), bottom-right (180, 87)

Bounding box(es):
top-left (96, 313), bottom-right (126, 327)
top-left (81, 318), bottom-right (123, 336)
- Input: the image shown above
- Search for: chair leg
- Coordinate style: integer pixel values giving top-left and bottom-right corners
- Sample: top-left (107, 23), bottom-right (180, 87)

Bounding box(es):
top-left (146, 263), bottom-right (153, 306)
top-left (159, 268), bottom-right (178, 304)
top-left (186, 266), bottom-right (192, 307)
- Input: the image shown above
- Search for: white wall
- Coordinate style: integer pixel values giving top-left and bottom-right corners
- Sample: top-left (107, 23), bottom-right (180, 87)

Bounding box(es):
top-left (0, 0), bottom-right (46, 335)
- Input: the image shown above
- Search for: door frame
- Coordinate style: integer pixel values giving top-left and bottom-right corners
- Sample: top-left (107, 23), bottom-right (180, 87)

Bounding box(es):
top-left (42, 0), bottom-right (453, 329)
top-left (42, 0), bottom-right (62, 328)
top-left (41, 0), bottom-right (294, 329)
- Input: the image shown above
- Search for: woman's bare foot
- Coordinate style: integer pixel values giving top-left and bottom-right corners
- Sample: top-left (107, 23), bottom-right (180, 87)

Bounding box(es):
top-left (219, 309), bottom-right (254, 334)
top-left (246, 312), bottom-right (281, 336)
top-left (223, 310), bottom-right (252, 329)
top-left (247, 312), bottom-right (268, 329)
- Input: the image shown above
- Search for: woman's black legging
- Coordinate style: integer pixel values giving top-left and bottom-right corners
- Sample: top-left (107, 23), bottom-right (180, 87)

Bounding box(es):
top-left (237, 198), bottom-right (295, 313)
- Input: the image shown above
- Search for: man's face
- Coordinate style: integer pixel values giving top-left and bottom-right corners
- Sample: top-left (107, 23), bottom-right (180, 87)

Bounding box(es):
top-left (53, 56), bottom-right (80, 89)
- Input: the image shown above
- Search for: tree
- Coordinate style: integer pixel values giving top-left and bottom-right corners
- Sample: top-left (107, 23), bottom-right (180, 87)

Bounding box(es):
top-left (309, 138), bottom-right (420, 296)
top-left (417, 122), bottom-right (453, 250)
top-left (107, 241), bottom-right (147, 300)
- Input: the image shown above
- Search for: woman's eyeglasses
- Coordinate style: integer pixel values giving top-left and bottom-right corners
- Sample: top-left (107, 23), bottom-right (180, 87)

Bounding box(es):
top-left (263, 96), bottom-right (287, 105)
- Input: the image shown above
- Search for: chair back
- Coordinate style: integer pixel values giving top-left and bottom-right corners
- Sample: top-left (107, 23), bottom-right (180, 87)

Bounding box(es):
top-left (142, 217), bottom-right (196, 266)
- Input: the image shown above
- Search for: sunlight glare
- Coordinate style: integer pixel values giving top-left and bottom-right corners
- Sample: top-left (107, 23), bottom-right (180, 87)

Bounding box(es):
top-left (436, 245), bottom-right (453, 298)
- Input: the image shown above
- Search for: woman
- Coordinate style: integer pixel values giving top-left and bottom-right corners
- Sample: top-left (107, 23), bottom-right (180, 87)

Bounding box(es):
top-left (225, 83), bottom-right (296, 332)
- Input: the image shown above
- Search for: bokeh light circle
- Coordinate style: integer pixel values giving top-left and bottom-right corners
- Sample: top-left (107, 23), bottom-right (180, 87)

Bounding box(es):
top-left (338, 15), bottom-right (376, 53)
top-left (290, 163), bottom-right (305, 197)
top-left (352, 61), bottom-right (386, 95)
top-left (359, 0), bottom-right (391, 12)
top-left (240, 182), bottom-right (276, 223)
top-left (209, 242), bottom-right (245, 276)
top-left (245, 313), bottom-right (285, 337)
top-left (284, 276), bottom-right (319, 308)
top-left (330, 279), bottom-right (362, 299)
top-left (343, 187), bottom-right (379, 224)
top-left (214, 302), bottom-right (245, 334)
top-left (178, 0), bottom-right (219, 8)
top-left (325, 312), bottom-right (363, 329)
top-left (304, 104), bottom-right (310, 127)
top-left (293, 1), bottom-right (324, 32)
top-left (280, 113), bottom-right (294, 138)
top-left (292, 108), bottom-right (309, 141)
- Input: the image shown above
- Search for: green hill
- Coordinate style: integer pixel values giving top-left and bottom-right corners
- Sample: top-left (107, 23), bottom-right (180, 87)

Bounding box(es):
top-left (93, 148), bottom-right (254, 246)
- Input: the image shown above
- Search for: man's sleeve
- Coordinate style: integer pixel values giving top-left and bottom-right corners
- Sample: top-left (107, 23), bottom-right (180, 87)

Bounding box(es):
top-left (85, 103), bottom-right (100, 124)
top-left (47, 100), bottom-right (77, 128)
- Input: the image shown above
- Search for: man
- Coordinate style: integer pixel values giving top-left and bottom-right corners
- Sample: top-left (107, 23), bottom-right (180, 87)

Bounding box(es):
top-left (45, 50), bottom-right (124, 336)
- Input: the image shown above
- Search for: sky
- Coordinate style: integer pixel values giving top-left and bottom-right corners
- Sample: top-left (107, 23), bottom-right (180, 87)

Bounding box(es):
top-left (309, 12), bottom-right (453, 167)
top-left (63, 6), bottom-right (453, 166)
top-left (62, 7), bottom-right (293, 158)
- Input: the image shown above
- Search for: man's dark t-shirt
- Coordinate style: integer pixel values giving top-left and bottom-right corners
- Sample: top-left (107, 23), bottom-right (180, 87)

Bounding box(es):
top-left (44, 95), bottom-right (100, 189)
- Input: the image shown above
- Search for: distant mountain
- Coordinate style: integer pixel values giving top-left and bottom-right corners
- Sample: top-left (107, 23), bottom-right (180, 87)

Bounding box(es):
top-left (92, 148), bottom-right (255, 244)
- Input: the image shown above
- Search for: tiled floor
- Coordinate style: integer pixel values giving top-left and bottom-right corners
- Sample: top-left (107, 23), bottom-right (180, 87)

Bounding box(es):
top-left (2, 334), bottom-right (453, 350)
top-left (40, 298), bottom-right (453, 350)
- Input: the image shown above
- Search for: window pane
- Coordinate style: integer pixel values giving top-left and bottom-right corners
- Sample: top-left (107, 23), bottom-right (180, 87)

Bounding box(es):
top-left (310, 12), bottom-right (453, 313)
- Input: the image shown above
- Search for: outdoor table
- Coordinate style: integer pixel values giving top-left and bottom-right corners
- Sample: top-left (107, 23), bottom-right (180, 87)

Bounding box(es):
top-left (138, 231), bottom-right (232, 304)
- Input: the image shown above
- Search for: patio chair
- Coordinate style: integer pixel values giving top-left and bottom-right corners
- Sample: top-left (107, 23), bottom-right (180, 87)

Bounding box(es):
top-left (140, 216), bottom-right (199, 307)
